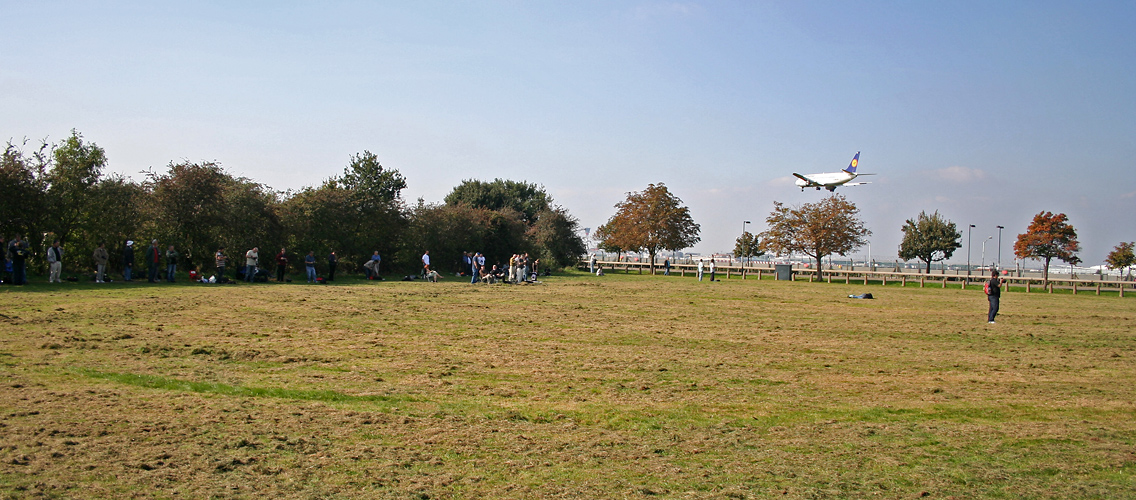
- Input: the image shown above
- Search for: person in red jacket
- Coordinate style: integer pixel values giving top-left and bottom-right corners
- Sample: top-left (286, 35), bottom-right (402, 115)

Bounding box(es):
top-left (276, 248), bottom-right (289, 282)
top-left (147, 240), bottom-right (162, 283)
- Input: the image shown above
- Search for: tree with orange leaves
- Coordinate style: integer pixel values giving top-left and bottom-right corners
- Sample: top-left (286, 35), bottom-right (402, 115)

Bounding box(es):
top-left (1013, 211), bottom-right (1080, 285)
top-left (598, 183), bottom-right (700, 274)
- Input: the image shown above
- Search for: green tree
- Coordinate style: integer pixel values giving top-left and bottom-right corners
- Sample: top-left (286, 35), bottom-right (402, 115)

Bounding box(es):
top-left (600, 183), bottom-right (700, 274)
top-left (1014, 211), bottom-right (1080, 285)
top-left (445, 179), bottom-right (551, 224)
top-left (1105, 242), bottom-right (1134, 280)
top-left (46, 130), bottom-right (106, 246)
top-left (734, 231), bottom-right (764, 265)
top-left (281, 151), bottom-right (407, 272)
top-left (442, 178), bottom-right (583, 269)
top-left (0, 140), bottom-right (49, 242)
top-left (898, 210), bottom-right (962, 273)
top-left (529, 207), bottom-right (587, 268)
top-left (759, 195), bottom-right (870, 278)
top-left (398, 201), bottom-right (527, 274)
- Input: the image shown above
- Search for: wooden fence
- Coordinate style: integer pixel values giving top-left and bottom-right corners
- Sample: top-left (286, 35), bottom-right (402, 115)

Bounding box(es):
top-left (580, 261), bottom-right (1133, 297)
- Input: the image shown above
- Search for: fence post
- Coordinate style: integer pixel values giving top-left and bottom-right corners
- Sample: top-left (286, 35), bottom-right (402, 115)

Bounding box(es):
top-left (882, 276), bottom-right (887, 286)
top-left (1096, 283), bottom-right (1101, 296)
top-left (1026, 281), bottom-right (1030, 293)
top-left (902, 276), bottom-right (906, 287)
top-left (961, 280), bottom-right (966, 290)
top-left (920, 276), bottom-right (925, 288)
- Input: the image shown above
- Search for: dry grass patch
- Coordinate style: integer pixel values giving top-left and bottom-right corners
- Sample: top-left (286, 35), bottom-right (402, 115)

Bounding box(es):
top-left (1, 272), bottom-right (1134, 498)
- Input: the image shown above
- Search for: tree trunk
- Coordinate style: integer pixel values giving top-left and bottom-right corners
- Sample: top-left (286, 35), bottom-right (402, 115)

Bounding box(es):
top-left (1043, 257), bottom-right (1051, 287)
top-left (925, 259), bottom-right (932, 274)
top-left (649, 251), bottom-right (656, 275)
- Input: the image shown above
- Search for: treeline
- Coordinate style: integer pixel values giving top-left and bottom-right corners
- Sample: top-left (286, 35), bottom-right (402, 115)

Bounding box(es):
top-left (1, 130), bottom-right (586, 277)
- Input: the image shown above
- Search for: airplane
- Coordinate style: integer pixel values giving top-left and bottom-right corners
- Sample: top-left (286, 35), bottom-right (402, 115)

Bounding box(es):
top-left (793, 152), bottom-right (873, 192)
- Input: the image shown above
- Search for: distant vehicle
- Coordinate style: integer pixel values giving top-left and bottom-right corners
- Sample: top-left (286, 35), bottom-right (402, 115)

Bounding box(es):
top-left (793, 152), bottom-right (874, 192)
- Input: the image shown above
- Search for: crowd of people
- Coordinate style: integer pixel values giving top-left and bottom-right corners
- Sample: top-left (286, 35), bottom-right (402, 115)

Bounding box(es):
top-left (1, 234), bottom-right (388, 286)
top-left (3, 233), bottom-right (558, 287)
top-left (420, 250), bottom-right (545, 284)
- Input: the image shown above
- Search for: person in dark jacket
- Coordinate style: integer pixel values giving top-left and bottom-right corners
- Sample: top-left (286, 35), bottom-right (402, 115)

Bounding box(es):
top-left (123, 240), bottom-right (135, 281)
top-left (276, 248), bottom-right (288, 282)
top-left (328, 251), bottom-right (338, 281)
top-left (986, 269), bottom-right (1004, 324)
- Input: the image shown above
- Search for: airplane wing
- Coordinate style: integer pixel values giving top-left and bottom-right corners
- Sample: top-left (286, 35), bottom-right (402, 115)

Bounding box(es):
top-left (843, 182), bottom-right (870, 186)
top-left (792, 173), bottom-right (819, 185)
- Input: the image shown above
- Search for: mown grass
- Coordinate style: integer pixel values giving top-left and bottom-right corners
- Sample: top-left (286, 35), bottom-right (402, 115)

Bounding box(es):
top-left (1, 270), bottom-right (1134, 498)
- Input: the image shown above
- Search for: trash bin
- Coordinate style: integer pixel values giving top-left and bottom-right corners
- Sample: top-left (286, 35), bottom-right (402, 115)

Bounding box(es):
top-left (775, 264), bottom-right (792, 281)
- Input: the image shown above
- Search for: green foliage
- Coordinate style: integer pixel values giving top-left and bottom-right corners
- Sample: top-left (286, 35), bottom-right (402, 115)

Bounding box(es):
top-left (734, 231), bottom-right (764, 262)
top-left (898, 210), bottom-right (962, 273)
top-left (46, 130), bottom-right (106, 245)
top-left (530, 208), bottom-right (587, 268)
top-left (445, 178), bottom-right (550, 224)
top-left (0, 141), bottom-right (48, 241)
top-left (398, 202), bottom-right (529, 273)
top-left (1105, 242), bottom-right (1134, 279)
top-left (143, 161), bottom-right (283, 271)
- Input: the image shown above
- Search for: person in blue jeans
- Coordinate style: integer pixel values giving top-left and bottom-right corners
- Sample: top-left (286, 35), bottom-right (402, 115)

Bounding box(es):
top-left (305, 251), bottom-right (317, 283)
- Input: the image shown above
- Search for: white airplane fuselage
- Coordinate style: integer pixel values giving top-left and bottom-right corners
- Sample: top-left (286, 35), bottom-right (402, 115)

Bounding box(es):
top-left (792, 152), bottom-right (871, 192)
top-left (794, 171), bottom-right (860, 191)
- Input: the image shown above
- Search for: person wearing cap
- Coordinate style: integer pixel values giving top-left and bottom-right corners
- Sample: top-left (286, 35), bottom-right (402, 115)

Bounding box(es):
top-left (123, 240), bottom-right (135, 281)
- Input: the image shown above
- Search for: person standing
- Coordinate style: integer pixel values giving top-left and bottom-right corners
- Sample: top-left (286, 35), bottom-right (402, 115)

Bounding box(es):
top-left (697, 259), bottom-right (704, 282)
top-left (590, 254), bottom-right (596, 274)
top-left (470, 252), bottom-right (480, 284)
top-left (47, 240), bottom-right (64, 283)
top-left (462, 252), bottom-right (472, 278)
top-left (664, 257), bottom-right (670, 276)
top-left (275, 248), bottom-right (288, 282)
top-left (165, 245), bottom-right (179, 282)
top-left (245, 247), bottom-right (259, 282)
top-left (304, 251), bottom-right (317, 283)
top-left (147, 240), bottom-right (161, 283)
top-left (421, 250), bottom-right (431, 276)
top-left (327, 251), bottom-right (338, 281)
top-left (94, 242), bottom-right (110, 283)
top-left (709, 258), bottom-right (717, 282)
top-left (367, 251), bottom-right (381, 279)
top-left (214, 247), bottom-right (227, 280)
top-left (123, 240), bottom-right (135, 281)
top-left (10, 235), bottom-right (28, 285)
top-left (985, 269), bottom-right (1004, 324)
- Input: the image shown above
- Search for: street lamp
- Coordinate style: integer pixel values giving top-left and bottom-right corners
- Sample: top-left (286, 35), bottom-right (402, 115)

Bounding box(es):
top-left (867, 241), bottom-right (871, 270)
top-left (740, 221), bottom-right (749, 269)
top-left (996, 225), bottom-right (1004, 268)
top-left (967, 225), bottom-right (975, 279)
top-left (981, 236), bottom-right (993, 273)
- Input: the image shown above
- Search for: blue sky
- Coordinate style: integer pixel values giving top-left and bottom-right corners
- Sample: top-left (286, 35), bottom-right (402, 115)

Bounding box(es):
top-left (3, 1), bottom-right (1134, 265)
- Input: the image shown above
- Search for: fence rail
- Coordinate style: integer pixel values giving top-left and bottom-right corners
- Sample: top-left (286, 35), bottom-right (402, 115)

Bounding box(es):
top-left (581, 261), bottom-right (1133, 297)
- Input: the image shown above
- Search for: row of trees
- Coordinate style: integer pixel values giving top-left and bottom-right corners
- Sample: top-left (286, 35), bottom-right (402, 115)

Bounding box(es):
top-left (592, 187), bottom-right (1130, 286)
top-left (1, 130), bottom-right (586, 277)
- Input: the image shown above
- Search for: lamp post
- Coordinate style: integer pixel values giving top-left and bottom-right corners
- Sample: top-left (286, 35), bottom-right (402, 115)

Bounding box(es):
top-left (981, 236), bottom-right (992, 273)
top-left (967, 224), bottom-right (975, 279)
top-left (867, 241), bottom-right (871, 271)
top-left (996, 225), bottom-right (1004, 268)
top-left (741, 220), bottom-right (751, 268)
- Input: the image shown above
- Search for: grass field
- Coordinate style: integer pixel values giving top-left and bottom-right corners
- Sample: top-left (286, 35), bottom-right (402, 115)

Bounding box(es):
top-left (1, 271), bottom-right (1134, 499)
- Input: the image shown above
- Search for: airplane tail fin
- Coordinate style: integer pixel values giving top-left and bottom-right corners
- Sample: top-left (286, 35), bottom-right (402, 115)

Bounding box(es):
top-left (843, 151), bottom-right (860, 174)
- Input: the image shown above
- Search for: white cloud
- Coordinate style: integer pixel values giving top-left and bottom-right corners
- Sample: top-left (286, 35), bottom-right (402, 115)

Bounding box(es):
top-left (931, 166), bottom-right (988, 183)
